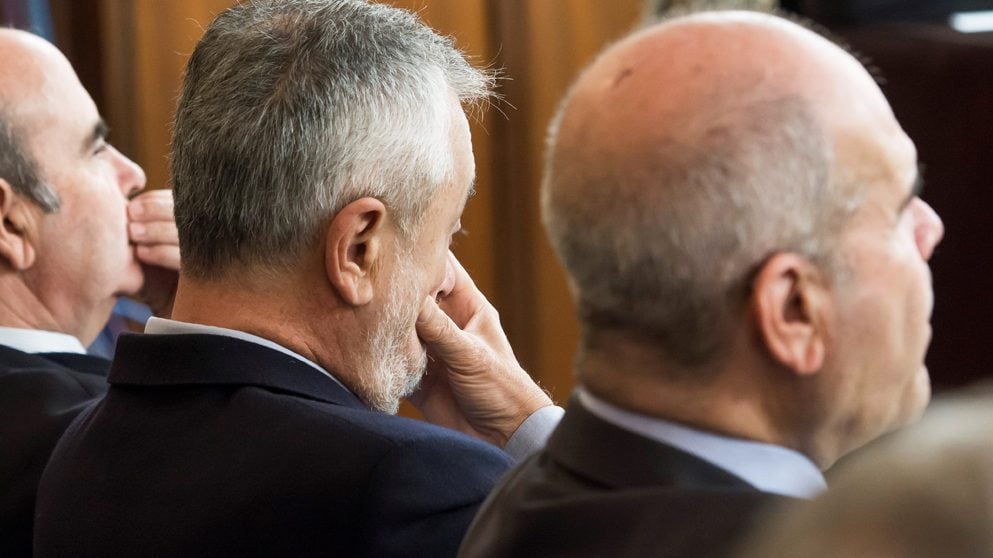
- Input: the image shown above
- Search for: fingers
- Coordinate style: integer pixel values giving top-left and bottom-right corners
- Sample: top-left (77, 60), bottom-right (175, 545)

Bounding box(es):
top-left (127, 190), bottom-right (179, 271)
top-left (438, 252), bottom-right (493, 329)
top-left (128, 189), bottom-right (174, 222)
top-left (416, 296), bottom-right (477, 364)
top-left (135, 243), bottom-right (181, 271)
top-left (129, 221), bottom-right (178, 246)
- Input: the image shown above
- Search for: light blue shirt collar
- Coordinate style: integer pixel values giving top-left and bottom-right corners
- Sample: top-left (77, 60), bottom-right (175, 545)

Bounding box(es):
top-left (144, 317), bottom-right (350, 392)
top-left (0, 327), bottom-right (87, 354)
top-left (577, 389), bottom-right (826, 499)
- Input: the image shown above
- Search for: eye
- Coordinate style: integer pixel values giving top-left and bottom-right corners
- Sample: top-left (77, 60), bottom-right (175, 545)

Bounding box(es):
top-left (93, 142), bottom-right (109, 156)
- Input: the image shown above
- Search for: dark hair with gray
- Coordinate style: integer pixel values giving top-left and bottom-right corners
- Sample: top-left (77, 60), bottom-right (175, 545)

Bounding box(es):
top-left (172, 0), bottom-right (492, 278)
top-left (543, 94), bottom-right (857, 372)
top-left (0, 109), bottom-right (59, 212)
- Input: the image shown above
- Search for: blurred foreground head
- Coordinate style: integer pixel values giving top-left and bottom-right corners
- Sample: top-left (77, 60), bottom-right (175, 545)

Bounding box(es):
top-left (739, 387), bottom-right (993, 557)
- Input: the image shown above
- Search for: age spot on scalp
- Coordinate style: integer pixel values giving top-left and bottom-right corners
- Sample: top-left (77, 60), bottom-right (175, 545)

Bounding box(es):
top-left (613, 67), bottom-right (634, 88)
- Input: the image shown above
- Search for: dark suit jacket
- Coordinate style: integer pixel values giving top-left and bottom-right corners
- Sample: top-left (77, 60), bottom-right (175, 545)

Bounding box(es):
top-left (0, 345), bottom-right (110, 558)
top-left (34, 333), bottom-right (513, 557)
top-left (459, 399), bottom-right (793, 558)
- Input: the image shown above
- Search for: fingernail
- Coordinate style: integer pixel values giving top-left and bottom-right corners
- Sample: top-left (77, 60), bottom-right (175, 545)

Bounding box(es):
top-left (130, 223), bottom-right (145, 238)
top-left (128, 200), bottom-right (143, 217)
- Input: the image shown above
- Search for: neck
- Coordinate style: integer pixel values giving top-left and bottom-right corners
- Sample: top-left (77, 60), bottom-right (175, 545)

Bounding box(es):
top-left (579, 328), bottom-right (835, 468)
top-left (0, 272), bottom-right (96, 344)
top-left (170, 267), bottom-right (368, 389)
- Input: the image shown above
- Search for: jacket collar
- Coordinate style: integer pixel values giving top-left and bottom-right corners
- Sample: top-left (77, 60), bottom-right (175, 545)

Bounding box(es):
top-left (109, 333), bottom-right (366, 410)
top-left (546, 396), bottom-right (757, 491)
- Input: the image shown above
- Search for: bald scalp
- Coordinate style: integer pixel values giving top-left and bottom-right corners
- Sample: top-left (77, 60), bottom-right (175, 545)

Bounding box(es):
top-left (543, 12), bottom-right (868, 373)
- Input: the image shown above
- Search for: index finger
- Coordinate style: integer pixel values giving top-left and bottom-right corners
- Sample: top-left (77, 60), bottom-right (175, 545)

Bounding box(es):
top-left (129, 189), bottom-right (175, 222)
top-left (438, 252), bottom-right (490, 330)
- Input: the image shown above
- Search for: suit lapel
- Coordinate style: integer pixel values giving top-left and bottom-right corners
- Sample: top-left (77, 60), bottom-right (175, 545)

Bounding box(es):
top-left (109, 333), bottom-right (366, 410)
top-left (547, 398), bottom-right (757, 491)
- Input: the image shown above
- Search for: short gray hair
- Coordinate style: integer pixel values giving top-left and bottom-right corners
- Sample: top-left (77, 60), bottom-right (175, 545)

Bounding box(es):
top-left (172, 0), bottom-right (492, 278)
top-left (543, 95), bottom-right (856, 371)
top-left (0, 109), bottom-right (59, 212)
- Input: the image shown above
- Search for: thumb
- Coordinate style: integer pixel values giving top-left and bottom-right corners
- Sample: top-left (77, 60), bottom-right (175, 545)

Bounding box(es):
top-left (416, 296), bottom-right (471, 362)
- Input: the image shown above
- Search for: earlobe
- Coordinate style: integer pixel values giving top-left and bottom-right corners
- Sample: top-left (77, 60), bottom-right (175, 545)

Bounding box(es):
top-left (0, 179), bottom-right (37, 271)
top-left (324, 197), bottom-right (388, 307)
top-left (751, 253), bottom-right (829, 375)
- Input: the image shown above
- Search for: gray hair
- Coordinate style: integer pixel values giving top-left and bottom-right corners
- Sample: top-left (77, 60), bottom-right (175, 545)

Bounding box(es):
top-left (543, 94), bottom-right (856, 371)
top-left (172, 0), bottom-right (492, 278)
top-left (0, 109), bottom-right (59, 212)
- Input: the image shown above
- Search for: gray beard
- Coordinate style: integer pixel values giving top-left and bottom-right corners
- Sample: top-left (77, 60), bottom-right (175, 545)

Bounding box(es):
top-left (355, 253), bottom-right (427, 414)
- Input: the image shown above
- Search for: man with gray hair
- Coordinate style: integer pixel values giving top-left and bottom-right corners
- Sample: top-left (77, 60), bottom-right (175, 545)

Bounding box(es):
top-left (34, 1), bottom-right (557, 556)
top-left (461, 10), bottom-right (944, 558)
top-left (0, 29), bottom-right (179, 557)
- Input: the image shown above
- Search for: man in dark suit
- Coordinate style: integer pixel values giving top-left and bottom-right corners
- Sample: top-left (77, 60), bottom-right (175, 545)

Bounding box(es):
top-left (0, 29), bottom-right (179, 556)
top-left (460, 11), bottom-right (944, 558)
top-left (34, 1), bottom-right (558, 556)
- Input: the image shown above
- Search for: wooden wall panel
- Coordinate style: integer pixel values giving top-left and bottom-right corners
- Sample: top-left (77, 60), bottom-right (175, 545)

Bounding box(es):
top-left (99, 0), bottom-right (237, 190)
top-left (488, 0), bottom-right (644, 400)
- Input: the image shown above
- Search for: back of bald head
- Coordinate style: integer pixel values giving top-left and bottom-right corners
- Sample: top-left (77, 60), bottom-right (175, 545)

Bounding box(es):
top-left (543, 12), bottom-right (870, 374)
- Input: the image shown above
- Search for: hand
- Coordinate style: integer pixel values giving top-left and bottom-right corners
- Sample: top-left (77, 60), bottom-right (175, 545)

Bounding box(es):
top-left (128, 189), bottom-right (179, 317)
top-left (410, 252), bottom-right (552, 447)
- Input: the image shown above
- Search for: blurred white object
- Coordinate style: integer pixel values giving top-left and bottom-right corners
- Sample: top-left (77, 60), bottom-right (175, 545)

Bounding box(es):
top-left (949, 10), bottom-right (993, 32)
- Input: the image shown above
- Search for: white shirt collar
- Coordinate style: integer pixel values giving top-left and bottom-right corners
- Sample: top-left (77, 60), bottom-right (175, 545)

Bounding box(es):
top-left (0, 327), bottom-right (87, 354)
top-left (144, 317), bottom-right (350, 392)
top-left (577, 389), bottom-right (826, 499)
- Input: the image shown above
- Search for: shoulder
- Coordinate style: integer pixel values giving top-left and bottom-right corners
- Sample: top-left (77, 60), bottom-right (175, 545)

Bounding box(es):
top-left (461, 448), bottom-right (781, 558)
top-left (287, 395), bottom-right (514, 479)
top-left (0, 349), bottom-right (108, 408)
top-left (348, 417), bottom-right (511, 557)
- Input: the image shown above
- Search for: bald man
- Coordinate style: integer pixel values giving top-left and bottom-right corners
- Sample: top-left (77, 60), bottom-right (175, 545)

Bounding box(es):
top-left (0, 30), bottom-right (178, 556)
top-left (460, 11), bottom-right (944, 558)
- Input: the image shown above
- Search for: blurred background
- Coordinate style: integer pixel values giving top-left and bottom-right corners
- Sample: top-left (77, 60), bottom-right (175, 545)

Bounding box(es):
top-left (3, 0), bottom-right (991, 404)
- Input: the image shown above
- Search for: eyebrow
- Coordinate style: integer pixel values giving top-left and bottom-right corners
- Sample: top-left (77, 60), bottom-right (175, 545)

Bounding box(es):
top-left (83, 119), bottom-right (109, 154)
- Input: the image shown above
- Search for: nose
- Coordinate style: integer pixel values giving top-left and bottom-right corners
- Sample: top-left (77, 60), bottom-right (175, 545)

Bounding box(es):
top-left (434, 252), bottom-right (458, 300)
top-left (914, 198), bottom-right (944, 261)
top-left (111, 145), bottom-right (146, 199)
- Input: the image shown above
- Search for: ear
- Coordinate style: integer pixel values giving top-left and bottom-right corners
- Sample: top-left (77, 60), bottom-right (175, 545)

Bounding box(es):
top-left (751, 253), bottom-right (831, 375)
top-left (324, 197), bottom-right (389, 307)
top-left (0, 179), bottom-right (37, 271)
